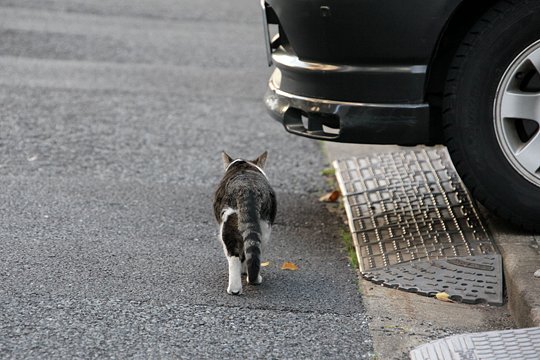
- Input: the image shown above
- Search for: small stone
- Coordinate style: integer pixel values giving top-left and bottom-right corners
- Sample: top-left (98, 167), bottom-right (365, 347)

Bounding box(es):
top-left (534, 269), bottom-right (540, 278)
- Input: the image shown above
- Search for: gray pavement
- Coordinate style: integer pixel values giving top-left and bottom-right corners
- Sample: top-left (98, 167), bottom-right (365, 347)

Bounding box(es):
top-left (0, 1), bottom-right (372, 358)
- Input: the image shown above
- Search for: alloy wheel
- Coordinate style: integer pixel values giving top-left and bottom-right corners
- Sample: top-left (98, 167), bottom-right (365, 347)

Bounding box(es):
top-left (494, 39), bottom-right (540, 188)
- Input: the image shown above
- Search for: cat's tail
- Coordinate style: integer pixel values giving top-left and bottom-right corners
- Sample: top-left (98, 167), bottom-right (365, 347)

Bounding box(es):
top-left (238, 194), bottom-right (262, 285)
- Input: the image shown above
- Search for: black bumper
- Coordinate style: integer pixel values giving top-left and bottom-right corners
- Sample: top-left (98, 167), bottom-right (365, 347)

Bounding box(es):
top-left (265, 66), bottom-right (431, 145)
top-left (261, 0), bottom-right (452, 145)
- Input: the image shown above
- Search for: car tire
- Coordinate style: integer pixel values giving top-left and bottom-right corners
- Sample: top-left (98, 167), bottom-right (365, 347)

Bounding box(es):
top-left (443, 0), bottom-right (540, 232)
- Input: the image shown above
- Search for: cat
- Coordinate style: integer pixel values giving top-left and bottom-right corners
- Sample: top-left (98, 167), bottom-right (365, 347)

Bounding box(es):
top-left (213, 151), bottom-right (277, 295)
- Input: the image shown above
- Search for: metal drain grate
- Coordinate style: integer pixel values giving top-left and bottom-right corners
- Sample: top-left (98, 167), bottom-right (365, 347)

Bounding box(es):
top-left (333, 148), bottom-right (503, 304)
top-left (410, 326), bottom-right (540, 360)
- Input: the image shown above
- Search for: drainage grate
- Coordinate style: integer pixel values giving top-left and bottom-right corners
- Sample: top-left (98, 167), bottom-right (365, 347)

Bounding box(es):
top-left (333, 148), bottom-right (503, 305)
top-left (410, 326), bottom-right (540, 360)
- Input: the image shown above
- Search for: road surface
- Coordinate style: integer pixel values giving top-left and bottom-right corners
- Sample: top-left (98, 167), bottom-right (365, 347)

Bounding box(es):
top-left (0, 0), bottom-right (372, 357)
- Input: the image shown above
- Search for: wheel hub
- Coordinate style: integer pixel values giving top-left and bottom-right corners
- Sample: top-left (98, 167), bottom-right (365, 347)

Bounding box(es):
top-left (495, 39), bottom-right (540, 188)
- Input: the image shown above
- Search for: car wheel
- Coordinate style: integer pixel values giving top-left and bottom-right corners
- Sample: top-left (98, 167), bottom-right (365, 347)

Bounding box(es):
top-left (443, 0), bottom-right (540, 232)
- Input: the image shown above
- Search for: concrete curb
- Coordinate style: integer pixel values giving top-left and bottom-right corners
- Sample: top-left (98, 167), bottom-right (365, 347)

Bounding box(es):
top-left (486, 215), bottom-right (540, 327)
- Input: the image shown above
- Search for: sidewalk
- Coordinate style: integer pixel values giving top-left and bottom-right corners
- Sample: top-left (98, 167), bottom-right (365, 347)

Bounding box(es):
top-left (323, 142), bottom-right (539, 358)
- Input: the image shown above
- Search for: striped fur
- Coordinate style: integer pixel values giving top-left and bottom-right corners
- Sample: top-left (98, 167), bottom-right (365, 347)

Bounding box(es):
top-left (213, 151), bottom-right (277, 295)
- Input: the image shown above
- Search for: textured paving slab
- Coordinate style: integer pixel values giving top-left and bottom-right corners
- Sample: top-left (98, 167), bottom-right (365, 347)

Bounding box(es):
top-left (410, 326), bottom-right (540, 360)
top-left (334, 148), bottom-right (503, 304)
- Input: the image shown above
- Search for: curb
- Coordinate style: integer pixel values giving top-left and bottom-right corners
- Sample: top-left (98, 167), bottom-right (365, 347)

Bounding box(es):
top-left (486, 215), bottom-right (540, 327)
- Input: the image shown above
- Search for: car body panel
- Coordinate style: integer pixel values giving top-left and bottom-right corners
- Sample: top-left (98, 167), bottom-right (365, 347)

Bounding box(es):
top-left (266, 0), bottom-right (462, 65)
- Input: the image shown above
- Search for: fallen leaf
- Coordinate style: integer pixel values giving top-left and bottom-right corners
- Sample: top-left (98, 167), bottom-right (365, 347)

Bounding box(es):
top-left (281, 262), bottom-right (298, 271)
top-left (435, 292), bottom-right (454, 303)
top-left (261, 261), bottom-right (270, 267)
top-left (319, 190), bottom-right (340, 202)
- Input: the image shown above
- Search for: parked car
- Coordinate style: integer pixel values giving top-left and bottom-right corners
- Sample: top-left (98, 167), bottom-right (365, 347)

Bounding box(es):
top-left (261, 0), bottom-right (540, 232)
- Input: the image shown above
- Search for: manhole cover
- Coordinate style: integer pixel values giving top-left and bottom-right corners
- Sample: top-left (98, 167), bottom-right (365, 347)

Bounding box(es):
top-left (410, 326), bottom-right (540, 360)
top-left (333, 148), bottom-right (503, 305)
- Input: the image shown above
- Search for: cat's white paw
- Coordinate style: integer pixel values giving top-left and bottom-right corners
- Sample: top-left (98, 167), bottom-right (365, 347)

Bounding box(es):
top-left (227, 284), bottom-right (242, 295)
top-left (247, 274), bottom-right (263, 285)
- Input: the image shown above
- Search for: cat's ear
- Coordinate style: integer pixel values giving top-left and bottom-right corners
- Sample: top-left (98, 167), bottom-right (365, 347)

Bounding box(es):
top-left (253, 151), bottom-right (268, 168)
top-left (222, 151), bottom-right (234, 170)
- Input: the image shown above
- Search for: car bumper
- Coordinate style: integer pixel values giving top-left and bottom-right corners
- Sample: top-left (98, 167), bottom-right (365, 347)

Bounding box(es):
top-left (265, 67), bottom-right (431, 145)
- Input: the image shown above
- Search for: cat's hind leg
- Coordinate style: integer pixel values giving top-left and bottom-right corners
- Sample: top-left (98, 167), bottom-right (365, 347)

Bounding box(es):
top-left (220, 209), bottom-right (243, 295)
top-left (226, 256), bottom-right (242, 295)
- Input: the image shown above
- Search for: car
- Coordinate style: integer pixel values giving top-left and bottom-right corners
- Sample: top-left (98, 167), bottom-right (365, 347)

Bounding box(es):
top-left (261, 0), bottom-right (540, 232)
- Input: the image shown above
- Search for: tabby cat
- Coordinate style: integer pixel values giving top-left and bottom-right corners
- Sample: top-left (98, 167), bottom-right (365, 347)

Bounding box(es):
top-left (213, 151), bottom-right (277, 295)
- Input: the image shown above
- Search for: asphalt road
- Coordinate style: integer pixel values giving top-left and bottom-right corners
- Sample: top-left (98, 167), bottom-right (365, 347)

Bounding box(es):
top-left (0, 1), bottom-right (372, 357)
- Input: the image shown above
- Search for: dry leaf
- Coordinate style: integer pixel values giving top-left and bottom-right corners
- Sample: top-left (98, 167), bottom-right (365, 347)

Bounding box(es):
top-left (281, 261), bottom-right (298, 271)
top-left (261, 261), bottom-right (270, 267)
top-left (319, 190), bottom-right (340, 202)
top-left (435, 292), bottom-right (454, 303)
